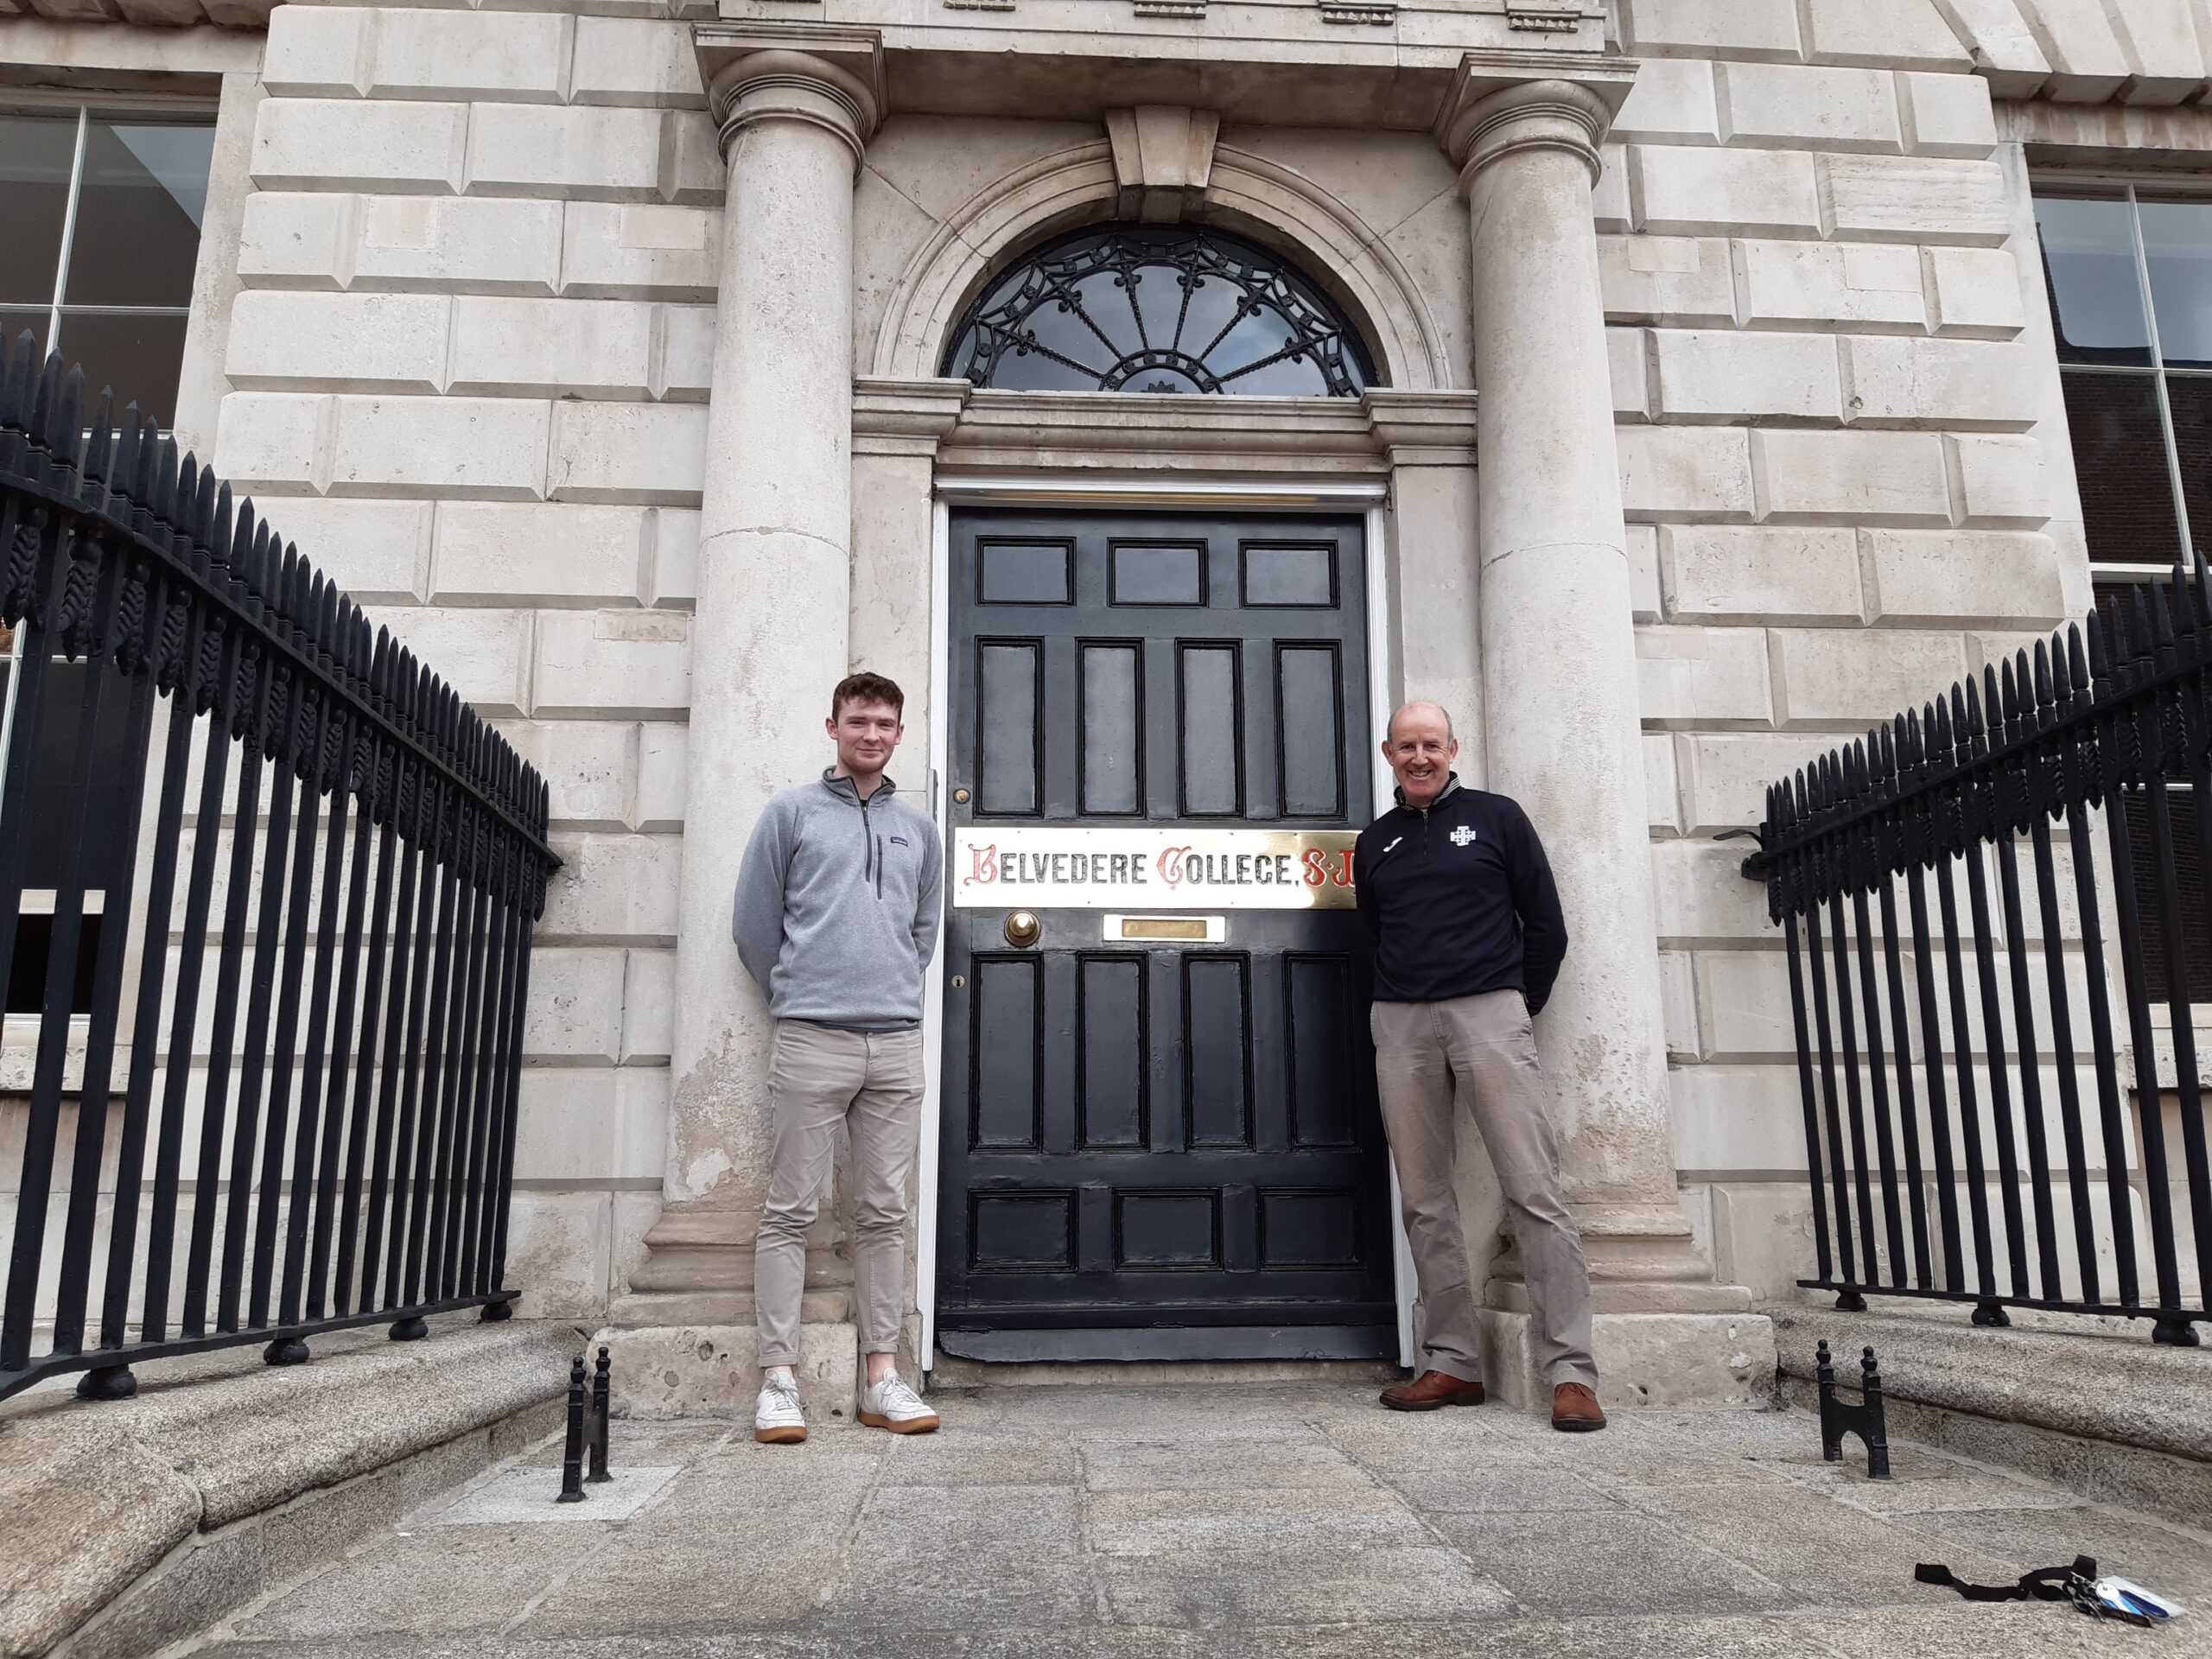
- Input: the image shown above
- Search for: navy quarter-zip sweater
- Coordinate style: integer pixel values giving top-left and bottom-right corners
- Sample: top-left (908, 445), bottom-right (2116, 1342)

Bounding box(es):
top-left (1353, 777), bottom-right (1569, 1014)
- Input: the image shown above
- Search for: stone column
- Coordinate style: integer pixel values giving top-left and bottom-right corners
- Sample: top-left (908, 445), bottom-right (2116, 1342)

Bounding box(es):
top-left (620, 32), bottom-right (881, 1400)
top-left (1441, 79), bottom-right (1770, 1407)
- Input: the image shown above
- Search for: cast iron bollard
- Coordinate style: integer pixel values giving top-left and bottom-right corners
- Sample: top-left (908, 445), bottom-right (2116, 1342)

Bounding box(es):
top-left (1816, 1339), bottom-right (1891, 1479)
top-left (558, 1355), bottom-right (588, 1503)
top-left (588, 1345), bottom-right (613, 1484)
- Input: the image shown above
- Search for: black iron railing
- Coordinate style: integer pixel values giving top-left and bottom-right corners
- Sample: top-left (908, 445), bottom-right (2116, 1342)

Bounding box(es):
top-left (1748, 563), bottom-right (2211, 1346)
top-left (0, 334), bottom-right (558, 1402)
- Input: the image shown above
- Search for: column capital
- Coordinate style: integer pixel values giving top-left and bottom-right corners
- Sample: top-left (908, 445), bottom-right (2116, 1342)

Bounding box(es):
top-left (694, 23), bottom-right (884, 168)
top-left (1436, 70), bottom-right (1626, 189)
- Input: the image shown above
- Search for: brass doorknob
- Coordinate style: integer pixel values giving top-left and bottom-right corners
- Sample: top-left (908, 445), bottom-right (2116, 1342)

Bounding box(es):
top-left (1004, 910), bottom-right (1041, 948)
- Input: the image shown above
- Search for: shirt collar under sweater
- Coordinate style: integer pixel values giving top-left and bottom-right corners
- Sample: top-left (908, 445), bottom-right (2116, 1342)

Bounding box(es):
top-left (820, 767), bottom-right (899, 805)
top-left (1391, 771), bottom-right (1463, 812)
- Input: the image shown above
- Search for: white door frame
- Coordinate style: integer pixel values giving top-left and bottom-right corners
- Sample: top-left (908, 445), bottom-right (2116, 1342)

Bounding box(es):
top-left (913, 472), bottom-right (1414, 1370)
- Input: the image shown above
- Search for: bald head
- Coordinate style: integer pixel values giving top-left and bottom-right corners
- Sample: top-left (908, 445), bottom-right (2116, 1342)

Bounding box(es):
top-left (1381, 701), bottom-right (1458, 807)
top-left (1387, 701), bottom-right (1454, 744)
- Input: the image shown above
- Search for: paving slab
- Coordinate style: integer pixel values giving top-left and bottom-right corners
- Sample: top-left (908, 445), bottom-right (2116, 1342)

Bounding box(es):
top-left (1085, 1483), bottom-right (1426, 1554)
top-left (1098, 1544), bottom-right (1516, 1627)
top-left (188, 1386), bottom-right (2212, 1659)
top-left (412, 1465), bottom-right (682, 1524)
top-left (1427, 1508), bottom-right (1807, 1615)
top-left (1078, 1435), bottom-right (1375, 1491)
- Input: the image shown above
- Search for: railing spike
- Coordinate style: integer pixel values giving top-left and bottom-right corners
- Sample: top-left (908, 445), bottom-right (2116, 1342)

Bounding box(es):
top-left (110, 410), bottom-right (143, 512)
top-left (2032, 637), bottom-right (2053, 710)
top-left (223, 496), bottom-right (252, 574)
top-left (2124, 583), bottom-right (2150, 664)
top-left (0, 329), bottom-right (35, 429)
top-left (207, 484), bottom-right (235, 566)
top-left (124, 406), bottom-right (156, 512)
top-left (52, 365), bottom-right (84, 475)
top-left (193, 463), bottom-right (218, 550)
top-left (80, 388), bottom-right (115, 493)
top-left (160, 437), bottom-right (184, 526)
top-left (1999, 653), bottom-right (2018, 726)
top-left (2152, 570), bottom-right (2177, 649)
top-left (28, 350), bottom-right (60, 449)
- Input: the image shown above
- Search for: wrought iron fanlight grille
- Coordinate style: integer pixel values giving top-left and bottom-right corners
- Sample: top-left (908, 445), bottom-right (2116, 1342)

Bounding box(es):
top-left (943, 226), bottom-right (1376, 397)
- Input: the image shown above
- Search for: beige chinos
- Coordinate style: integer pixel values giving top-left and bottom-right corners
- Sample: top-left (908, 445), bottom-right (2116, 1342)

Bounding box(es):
top-left (753, 1019), bottom-right (927, 1370)
top-left (1371, 989), bottom-right (1597, 1390)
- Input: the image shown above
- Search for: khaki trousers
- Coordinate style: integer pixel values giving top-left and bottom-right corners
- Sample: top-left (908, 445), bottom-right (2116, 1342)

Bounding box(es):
top-left (1370, 991), bottom-right (1597, 1390)
top-left (753, 1020), bottom-right (926, 1370)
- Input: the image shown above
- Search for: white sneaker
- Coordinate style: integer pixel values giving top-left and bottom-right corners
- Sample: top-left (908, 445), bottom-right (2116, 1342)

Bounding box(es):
top-left (754, 1376), bottom-right (807, 1445)
top-left (859, 1372), bottom-right (940, 1434)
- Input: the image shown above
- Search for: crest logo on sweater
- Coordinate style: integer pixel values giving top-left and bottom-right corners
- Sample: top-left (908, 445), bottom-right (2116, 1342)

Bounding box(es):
top-left (1450, 825), bottom-right (1478, 847)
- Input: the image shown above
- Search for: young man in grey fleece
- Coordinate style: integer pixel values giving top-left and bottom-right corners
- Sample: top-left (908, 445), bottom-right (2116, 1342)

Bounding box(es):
top-left (733, 671), bottom-right (944, 1445)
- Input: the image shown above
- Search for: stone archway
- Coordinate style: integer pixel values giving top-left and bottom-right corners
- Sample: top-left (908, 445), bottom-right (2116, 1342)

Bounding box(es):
top-left (868, 138), bottom-right (1454, 394)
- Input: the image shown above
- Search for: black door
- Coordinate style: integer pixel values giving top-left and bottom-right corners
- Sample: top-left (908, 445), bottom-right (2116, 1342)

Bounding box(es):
top-left (936, 507), bottom-right (1397, 1362)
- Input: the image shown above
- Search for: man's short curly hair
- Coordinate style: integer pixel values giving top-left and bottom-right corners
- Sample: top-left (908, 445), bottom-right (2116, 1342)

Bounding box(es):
top-left (831, 671), bottom-right (905, 721)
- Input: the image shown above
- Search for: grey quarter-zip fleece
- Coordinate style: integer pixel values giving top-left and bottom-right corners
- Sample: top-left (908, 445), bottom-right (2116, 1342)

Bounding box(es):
top-left (732, 769), bottom-right (944, 1027)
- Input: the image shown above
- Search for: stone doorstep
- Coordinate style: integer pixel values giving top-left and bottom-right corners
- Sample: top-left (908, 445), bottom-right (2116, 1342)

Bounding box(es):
top-left (1764, 1300), bottom-right (2212, 1529)
top-left (601, 1314), bottom-right (1781, 1421)
top-left (1, 1318), bottom-right (579, 1659)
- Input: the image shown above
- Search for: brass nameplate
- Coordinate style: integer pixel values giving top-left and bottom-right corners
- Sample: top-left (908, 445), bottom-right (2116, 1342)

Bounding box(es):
top-left (1118, 917), bottom-right (1211, 940)
top-left (953, 827), bottom-right (1359, 911)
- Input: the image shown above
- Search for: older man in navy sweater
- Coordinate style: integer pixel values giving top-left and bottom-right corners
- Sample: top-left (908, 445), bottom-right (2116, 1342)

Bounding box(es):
top-left (1355, 700), bottom-right (1603, 1432)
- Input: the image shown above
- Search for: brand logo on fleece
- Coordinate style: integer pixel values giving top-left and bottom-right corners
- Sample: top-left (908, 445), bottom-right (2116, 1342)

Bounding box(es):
top-left (1450, 825), bottom-right (1478, 847)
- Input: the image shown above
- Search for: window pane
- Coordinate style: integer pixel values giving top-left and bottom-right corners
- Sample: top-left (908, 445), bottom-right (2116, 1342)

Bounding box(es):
top-left (2037, 195), bottom-right (2153, 367)
top-left (2062, 370), bottom-right (2183, 565)
top-left (54, 310), bottom-right (188, 425)
top-left (2140, 200), bottom-right (2212, 370)
top-left (63, 120), bottom-right (213, 308)
top-left (2164, 374), bottom-right (2212, 553)
top-left (0, 112), bottom-right (77, 308)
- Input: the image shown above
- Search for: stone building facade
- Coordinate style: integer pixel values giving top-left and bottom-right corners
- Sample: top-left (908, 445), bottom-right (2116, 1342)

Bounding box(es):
top-left (3, 0), bottom-right (2199, 1411)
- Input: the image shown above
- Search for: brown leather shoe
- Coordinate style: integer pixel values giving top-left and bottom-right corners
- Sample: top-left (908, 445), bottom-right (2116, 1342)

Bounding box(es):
top-left (1380, 1370), bottom-right (1486, 1411)
top-left (1551, 1382), bottom-right (1606, 1432)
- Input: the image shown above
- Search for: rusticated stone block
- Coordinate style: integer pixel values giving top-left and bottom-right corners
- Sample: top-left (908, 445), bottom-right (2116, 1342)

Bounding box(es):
top-left (251, 98), bottom-right (466, 193)
top-left (1752, 429), bottom-right (1949, 524)
top-left (1665, 525), bottom-right (1864, 625)
top-left (1618, 425), bottom-right (1756, 520)
top-left (1618, 0), bottom-right (1802, 60)
top-left (1652, 328), bottom-right (1840, 422)
top-left (561, 203), bottom-right (720, 301)
top-left (1718, 62), bottom-right (1903, 153)
top-left (1734, 239), bottom-right (1924, 333)
top-left (1634, 145), bottom-right (1821, 237)
top-left (1819, 155), bottom-right (2011, 245)
top-left (533, 608), bottom-right (691, 717)
top-left (1840, 335), bottom-right (2030, 429)
top-left (225, 290), bottom-right (451, 393)
top-left (1599, 235), bottom-right (1734, 326)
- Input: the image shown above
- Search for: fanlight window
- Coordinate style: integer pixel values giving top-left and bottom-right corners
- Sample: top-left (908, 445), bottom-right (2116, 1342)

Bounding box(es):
top-left (943, 225), bottom-right (1376, 397)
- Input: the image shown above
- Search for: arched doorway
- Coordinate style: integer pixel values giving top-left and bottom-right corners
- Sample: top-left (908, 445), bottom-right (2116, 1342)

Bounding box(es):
top-left (931, 224), bottom-right (1399, 1363)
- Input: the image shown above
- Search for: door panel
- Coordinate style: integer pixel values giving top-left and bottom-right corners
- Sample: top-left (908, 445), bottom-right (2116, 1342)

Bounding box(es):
top-left (938, 507), bottom-right (1394, 1362)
